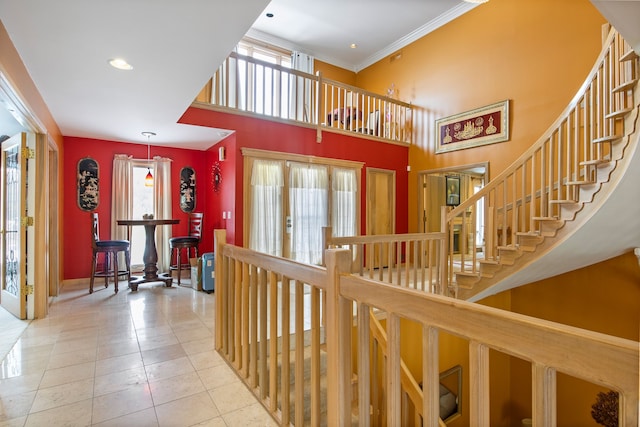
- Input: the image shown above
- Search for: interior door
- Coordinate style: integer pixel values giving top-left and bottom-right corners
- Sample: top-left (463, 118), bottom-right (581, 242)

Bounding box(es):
top-left (0, 133), bottom-right (28, 319)
top-left (366, 168), bottom-right (395, 267)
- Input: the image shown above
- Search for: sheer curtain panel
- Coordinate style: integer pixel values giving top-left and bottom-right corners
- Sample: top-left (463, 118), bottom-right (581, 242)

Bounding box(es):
top-left (289, 163), bottom-right (328, 265)
top-left (331, 168), bottom-right (357, 237)
top-left (249, 159), bottom-right (284, 257)
top-left (153, 156), bottom-right (172, 272)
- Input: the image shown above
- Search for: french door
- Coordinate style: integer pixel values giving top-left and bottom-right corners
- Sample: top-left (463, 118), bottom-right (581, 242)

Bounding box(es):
top-left (0, 133), bottom-right (31, 319)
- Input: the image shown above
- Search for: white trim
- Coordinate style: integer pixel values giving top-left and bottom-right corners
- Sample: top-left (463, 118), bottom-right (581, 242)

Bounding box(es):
top-left (246, 3), bottom-right (478, 73)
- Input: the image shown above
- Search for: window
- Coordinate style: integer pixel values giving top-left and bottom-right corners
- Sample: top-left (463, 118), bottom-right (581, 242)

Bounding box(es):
top-left (130, 165), bottom-right (154, 267)
top-left (244, 149), bottom-right (362, 265)
top-left (235, 39), bottom-right (292, 117)
top-left (289, 163), bottom-right (328, 264)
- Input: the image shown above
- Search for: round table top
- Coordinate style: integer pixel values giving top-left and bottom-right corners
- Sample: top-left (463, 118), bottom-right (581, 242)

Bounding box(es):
top-left (117, 218), bottom-right (180, 226)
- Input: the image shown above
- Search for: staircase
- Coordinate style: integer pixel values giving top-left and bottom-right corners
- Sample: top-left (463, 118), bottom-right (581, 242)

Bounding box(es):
top-left (448, 27), bottom-right (640, 301)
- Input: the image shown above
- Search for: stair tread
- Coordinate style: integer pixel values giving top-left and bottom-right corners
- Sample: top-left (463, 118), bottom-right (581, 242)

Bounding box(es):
top-left (620, 49), bottom-right (638, 61)
top-left (580, 159), bottom-right (610, 166)
top-left (532, 216), bottom-right (559, 221)
top-left (549, 199), bottom-right (579, 204)
top-left (592, 135), bottom-right (621, 143)
top-left (566, 180), bottom-right (596, 186)
top-left (455, 271), bottom-right (480, 277)
top-left (497, 245), bottom-right (519, 251)
top-left (515, 231), bottom-right (541, 236)
top-left (612, 79), bottom-right (637, 93)
top-left (605, 107), bottom-right (633, 119)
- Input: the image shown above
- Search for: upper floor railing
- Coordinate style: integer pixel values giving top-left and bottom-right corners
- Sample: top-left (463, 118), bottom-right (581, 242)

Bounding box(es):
top-left (198, 51), bottom-right (413, 144)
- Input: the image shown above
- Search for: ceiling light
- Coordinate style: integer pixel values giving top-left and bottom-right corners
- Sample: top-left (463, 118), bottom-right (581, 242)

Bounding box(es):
top-left (108, 58), bottom-right (133, 70)
top-left (350, 43), bottom-right (357, 49)
top-left (266, 12), bottom-right (274, 18)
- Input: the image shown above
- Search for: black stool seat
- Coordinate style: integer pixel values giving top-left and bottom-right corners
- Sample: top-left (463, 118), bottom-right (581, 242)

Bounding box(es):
top-left (95, 240), bottom-right (129, 248)
top-left (169, 236), bottom-right (199, 246)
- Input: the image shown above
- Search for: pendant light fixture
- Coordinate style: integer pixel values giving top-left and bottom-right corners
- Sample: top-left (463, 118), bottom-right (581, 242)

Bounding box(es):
top-left (142, 131), bottom-right (156, 187)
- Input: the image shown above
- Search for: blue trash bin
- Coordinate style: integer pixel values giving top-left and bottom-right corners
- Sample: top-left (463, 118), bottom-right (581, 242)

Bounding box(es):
top-left (202, 252), bottom-right (215, 293)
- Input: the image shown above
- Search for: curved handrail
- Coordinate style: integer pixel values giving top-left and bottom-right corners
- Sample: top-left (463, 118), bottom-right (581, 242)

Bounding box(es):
top-left (444, 27), bottom-right (639, 293)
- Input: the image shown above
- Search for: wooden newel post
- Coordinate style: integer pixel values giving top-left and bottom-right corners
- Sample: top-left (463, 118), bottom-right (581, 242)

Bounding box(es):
top-left (324, 248), bottom-right (352, 426)
top-left (214, 229), bottom-right (226, 350)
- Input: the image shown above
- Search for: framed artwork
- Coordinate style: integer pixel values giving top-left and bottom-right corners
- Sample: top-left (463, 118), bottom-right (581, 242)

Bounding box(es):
top-left (435, 100), bottom-right (509, 154)
top-left (445, 175), bottom-right (460, 206)
top-left (77, 157), bottom-right (99, 211)
top-left (179, 166), bottom-right (196, 212)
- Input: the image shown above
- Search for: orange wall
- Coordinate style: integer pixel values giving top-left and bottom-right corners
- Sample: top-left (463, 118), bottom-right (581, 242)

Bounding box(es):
top-left (506, 251), bottom-right (640, 425)
top-left (354, 0), bottom-right (607, 234)
top-left (315, 59), bottom-right (357, 86)
top-left (351, 1), bottom-right (630, 424)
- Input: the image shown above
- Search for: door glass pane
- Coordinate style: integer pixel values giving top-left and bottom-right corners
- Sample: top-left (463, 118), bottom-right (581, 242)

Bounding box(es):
top-left (289, 164), bottom-right (328, 265)
top-left (4, 144), bottom-right (20, 297)
top-left (130, 166), bottom-right (154, 266)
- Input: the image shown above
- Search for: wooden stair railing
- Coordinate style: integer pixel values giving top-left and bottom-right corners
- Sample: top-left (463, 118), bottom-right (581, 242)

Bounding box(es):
top-left (214, 230), bottom-right (639, 426)
top-left (445, 27), bottom-right (640, 299)
top-left (322, 227), bottom-right (448, 295)
top-left (367, 310), bottom-right (448, 427)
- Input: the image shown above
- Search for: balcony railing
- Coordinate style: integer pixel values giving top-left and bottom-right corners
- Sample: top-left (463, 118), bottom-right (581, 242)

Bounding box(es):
top-left (198, 51), bottom-right (413, 144)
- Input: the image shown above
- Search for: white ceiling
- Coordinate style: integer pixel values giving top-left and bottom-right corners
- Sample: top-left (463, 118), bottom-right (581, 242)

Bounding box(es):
top-left (0, 0), bottom-right (477, 150)
top-left (1, 1), bottom-right (638, 151)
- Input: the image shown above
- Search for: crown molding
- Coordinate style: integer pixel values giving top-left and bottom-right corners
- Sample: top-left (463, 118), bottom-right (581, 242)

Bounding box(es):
top-left (247, 2), bottom-right (478, 73)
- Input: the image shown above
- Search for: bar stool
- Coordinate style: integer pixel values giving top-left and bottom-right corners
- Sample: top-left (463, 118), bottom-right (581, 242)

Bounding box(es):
top-left (169, 212), bottom-right (203, 286)
top-left (90, 212), bottom-right (131, 293)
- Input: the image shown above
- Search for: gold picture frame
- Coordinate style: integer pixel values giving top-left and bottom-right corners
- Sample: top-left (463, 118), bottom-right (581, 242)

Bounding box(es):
top-left (435, 100), bottom-right (509, 154)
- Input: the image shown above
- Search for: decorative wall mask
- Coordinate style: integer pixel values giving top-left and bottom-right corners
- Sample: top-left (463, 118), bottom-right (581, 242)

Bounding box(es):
top-left (77, 157), bottom-right (99, 211)
top-left (180, 166), bottom-right (196, 212)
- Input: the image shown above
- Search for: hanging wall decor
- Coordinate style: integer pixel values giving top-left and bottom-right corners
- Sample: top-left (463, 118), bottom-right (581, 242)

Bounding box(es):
top-left (212, 162), bottom-right (222, 192)
top-left (435, 100), bottom-right (510, 154)
top-left (77, 157), bottom-right (99, 211)
top-left (180, 166), bottom-right (196, 212)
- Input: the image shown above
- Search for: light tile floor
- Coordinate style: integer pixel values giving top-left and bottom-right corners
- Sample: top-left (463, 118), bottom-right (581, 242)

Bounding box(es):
top-left (0, 280), bottom-right (277, 427)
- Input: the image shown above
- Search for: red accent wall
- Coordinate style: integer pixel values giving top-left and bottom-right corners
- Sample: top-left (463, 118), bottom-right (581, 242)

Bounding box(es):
top-left (63, 137), bottom-right (211, 279)
top-left (183, 107), bottom-right (409, 246)
top-left (63, 114), bottom-right (408, 279)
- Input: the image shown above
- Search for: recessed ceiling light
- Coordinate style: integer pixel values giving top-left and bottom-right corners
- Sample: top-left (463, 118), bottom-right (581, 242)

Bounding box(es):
top-left (350, 43), bottom-right (357, 49)
top-left (108, 58), bottom-right (133, 70)
top-left (266, 12), bottom-right (274, 18)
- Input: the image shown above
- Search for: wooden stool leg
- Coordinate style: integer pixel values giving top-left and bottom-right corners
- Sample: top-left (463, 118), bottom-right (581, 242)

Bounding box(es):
top-left (104, 253), bottom-right (110, 288)
top-left (125, 249), bottom-right (131, 284)
top-left (176, 248), bottom-right (182, 286)
top-left (90, 251), bottom-right (97, 294)
top-left (113, 251), bottom-right (119, 293)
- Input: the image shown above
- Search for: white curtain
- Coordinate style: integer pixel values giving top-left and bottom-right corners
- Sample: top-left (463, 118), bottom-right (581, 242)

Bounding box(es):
top-left (249, 159), bottom-right (284, 256)
top-left (111, 154), bottom-right (133, 241)
top-left (331, 168), bottom-right (357, 237)
top-left (290, 51), bottom-right (314, 122)
top-left (153, 156), bottom-right (172, 272)
top-left (110, 154), bottom-right (172, 273)
top-left (289, 163), bottom-right (328, 265)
